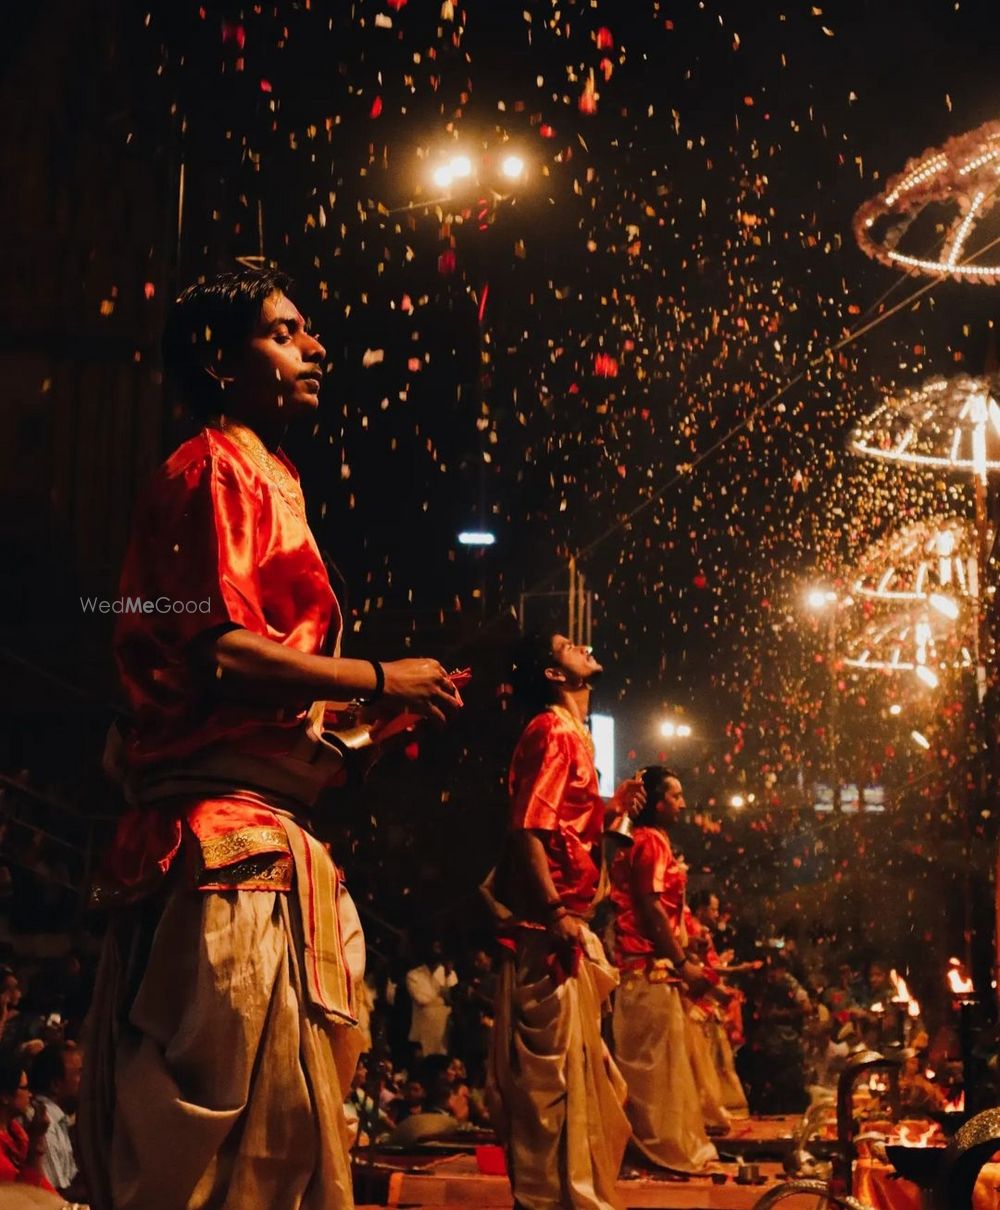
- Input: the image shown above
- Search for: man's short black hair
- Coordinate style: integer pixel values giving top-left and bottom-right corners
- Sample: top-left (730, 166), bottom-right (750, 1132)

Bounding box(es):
top-left (511, 631), bottom-right (560, 712)
top-left (415, 1054), bottom-right (453, 1106)
top-left (162, 267), bottom-right (293, 418)
top-left (0, 1050), bottom-right (24, 1098)
top-left (634, 765), bottom-right (681, 828)
top-left (690, 888), bottom-right (717, 912)
top-left (28, 1042), bottom-right (68, 1096)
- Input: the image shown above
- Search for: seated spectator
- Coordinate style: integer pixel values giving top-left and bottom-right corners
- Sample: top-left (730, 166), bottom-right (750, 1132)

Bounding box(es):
top-left (28, 1043), bottom-right (84, 1199)
top-left (0, 1052), bottom-right (54, 1191)
top-left (445, 1056), bottom-right (489, 1127)
top-left (0, 967), bottom-right (23, 1045)
top-left (385, 1055), bottom-right (459, 1146)
top-left (344, 1055), bottom-right (395, 1146)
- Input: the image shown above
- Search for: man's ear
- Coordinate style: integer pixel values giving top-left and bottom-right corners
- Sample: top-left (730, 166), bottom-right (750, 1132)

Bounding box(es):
top-left (543, 666), bottom-right (566, 685)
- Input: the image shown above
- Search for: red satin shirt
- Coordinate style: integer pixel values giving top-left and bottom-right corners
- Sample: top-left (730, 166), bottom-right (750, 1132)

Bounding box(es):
top-left (103, 426), bottom-right (341, 896)
top-left (610, 826), bottom-right (686, 963)
top-left (115, 426), bottom-right (340, 766)
top-left (508, 709), bottom-right (604, 916)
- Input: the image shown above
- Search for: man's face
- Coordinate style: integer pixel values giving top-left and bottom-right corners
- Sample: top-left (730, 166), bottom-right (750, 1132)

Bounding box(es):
top-left (869, 965), bottom-right (888, 990)
top-left (655, 776), bottom-right (686, 825)
top-left (230, 291), bottom-right (327, 419)
top-left (11, 1069), bottom-right (30, 1118)
top-left (699, 895), bottom-right (720, 927)
top-left (547, 634), bottom-right (603, 687)
top-left (58, 1049), bottom-right (83, 1109)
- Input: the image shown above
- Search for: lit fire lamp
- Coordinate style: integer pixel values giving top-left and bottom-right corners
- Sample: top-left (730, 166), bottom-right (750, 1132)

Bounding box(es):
top-left (870, 969), bottom-right (922, 1048)
top-left (946, 957), bottom-right (979, 1115)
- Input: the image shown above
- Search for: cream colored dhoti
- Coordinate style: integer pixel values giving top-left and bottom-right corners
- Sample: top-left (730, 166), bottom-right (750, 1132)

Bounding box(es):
top-left (486, 925), bottom-right (630, 1210)
top-left (707, 1018), bottom-right (749, 1118)
top-left (683, 1004), bottom-right (731, 1132)
top-left (79, 856), bottom-right (364, 1210)
top-left (612, 975), bottom-right (717, 1172)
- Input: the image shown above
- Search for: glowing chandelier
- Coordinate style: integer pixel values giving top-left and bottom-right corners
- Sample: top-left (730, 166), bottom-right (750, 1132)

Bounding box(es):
top-left (854, 119), bottom-right (1000, 283)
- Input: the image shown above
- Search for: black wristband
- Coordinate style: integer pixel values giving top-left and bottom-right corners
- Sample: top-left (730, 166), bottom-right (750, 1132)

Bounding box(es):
top-left (364, 660), bottom-right (385, 703)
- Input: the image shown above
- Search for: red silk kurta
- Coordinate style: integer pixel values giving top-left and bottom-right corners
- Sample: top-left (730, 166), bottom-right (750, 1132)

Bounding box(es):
top-left (104, 425), bottom-right (341, 895)
top-left (508, 709), bottom-right (604, 916)
top-left (610, 826), bottom-right (686, 963)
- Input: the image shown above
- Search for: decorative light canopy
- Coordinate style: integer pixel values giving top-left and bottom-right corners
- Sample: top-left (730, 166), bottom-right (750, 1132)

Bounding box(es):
top-left (854, 119), bottom-right (1000, 283)
top-left (851, 517), bottom-right (977, 603)
top-left (849, 375), bottom-right (1000, 485)
top-left (842, 606), bottom-right (972, 675)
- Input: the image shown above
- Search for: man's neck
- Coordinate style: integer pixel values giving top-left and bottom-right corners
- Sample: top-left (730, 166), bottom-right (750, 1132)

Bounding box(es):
top-left (555, 683), bottom-right (591, 725)
top-left (218, 410), bottom-right (288, 453)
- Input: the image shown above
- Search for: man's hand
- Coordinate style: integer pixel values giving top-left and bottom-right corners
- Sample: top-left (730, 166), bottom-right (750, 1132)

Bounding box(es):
top-left (25, 1100), bottom-right (48, 1156)
top-left (610, 776), bottom-right (646, 820)
top-left (382, 658), bottom-right (461, 724)
top-left (548, 913), bottom-right (585, 944)
top-left (680, 957), bottom-right (712, 997)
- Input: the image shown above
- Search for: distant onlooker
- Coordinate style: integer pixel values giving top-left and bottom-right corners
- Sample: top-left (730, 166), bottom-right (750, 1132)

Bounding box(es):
top-left (28, 1043), bottom-right (84, 1198)
top-left (0, 1052), bottom-right (55, 1191)
top-left (385, 1055), bottom-right (459, 1146)
top-left (450, 948), bottom-right (496, 1084)
top-left (405, 938), bottom-right (457, 1058)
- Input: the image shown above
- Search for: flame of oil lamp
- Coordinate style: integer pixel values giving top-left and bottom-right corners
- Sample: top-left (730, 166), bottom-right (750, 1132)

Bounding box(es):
top-left (946, 957), bottom-right (975, 997)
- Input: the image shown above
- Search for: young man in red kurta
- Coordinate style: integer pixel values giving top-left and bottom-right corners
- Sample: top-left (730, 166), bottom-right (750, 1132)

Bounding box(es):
top-left (79, 269), bottom-right (461, 1210)
top-left (486, 631), bottom-right (643, 1210)
top-left (609, 767), bottom-right (717, 1172)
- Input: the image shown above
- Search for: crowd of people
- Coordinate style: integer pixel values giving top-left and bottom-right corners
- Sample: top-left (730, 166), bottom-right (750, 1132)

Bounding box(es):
top-left (0, 857), bottom-right (964, 1201)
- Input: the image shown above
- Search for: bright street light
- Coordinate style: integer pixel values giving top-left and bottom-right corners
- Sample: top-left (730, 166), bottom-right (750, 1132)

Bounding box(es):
top-left (450, 154), bottom-right (473, 179)
top-left (730, 794), bottom-right (746, 809)
top-left (659, 719), bottom-right (692, 739)
top-left (660, 721), bottom-right (676, 738)
top-left (431, 164), bottom-right (453, 189)
top-left (500, 153), bottom-right (526, 180)
top-left (457, 531), bottom-right (496, 547)
top-left (911, 730), bottom-right (931, 750)
top-left (806, 587), bottom-right (839, 610)
top-left (676, 723), bottom-right (692, 738)
top-left (889, 703), bottom-right (902, 716)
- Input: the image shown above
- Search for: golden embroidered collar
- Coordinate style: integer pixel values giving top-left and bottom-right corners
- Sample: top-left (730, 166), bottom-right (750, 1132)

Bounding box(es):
top-left (549, 704), bottom-right (596, 758)
top-left (212, 417), bottom-right (306, 513)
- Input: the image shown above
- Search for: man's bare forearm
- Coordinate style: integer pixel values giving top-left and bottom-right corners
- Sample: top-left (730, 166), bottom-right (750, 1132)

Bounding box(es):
top-left (509, 829), bottom-right (561, 915)
top-left (200, 627), bottom-right (379, 705)
top-left (636, 894), bottom-right (686, 964)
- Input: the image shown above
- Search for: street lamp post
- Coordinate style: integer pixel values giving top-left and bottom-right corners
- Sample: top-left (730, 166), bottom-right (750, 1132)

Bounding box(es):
top-left (806, 588), bottom-right (845, 813)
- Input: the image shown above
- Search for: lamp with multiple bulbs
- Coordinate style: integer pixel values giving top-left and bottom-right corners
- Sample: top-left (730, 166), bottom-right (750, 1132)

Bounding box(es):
top-left (429, 149), bottom-right (527, 194)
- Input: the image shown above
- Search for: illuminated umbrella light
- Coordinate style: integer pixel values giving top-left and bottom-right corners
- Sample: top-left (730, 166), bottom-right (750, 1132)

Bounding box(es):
top-left (854, 119), bottom-right (1000, 283)
top-left (842, 607), bottom-right (971, 676)
top-left (850, 376), bottom-right (1000, 485)
top-left (851, 517), bottom-right (977, 604)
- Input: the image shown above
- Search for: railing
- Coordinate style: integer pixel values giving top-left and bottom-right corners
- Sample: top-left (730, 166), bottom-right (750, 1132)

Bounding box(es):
top-left (752, 1182), bottom-right (872, 1209)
